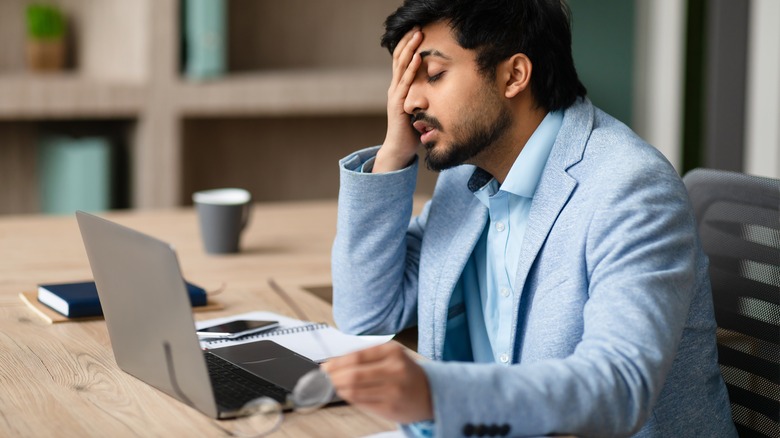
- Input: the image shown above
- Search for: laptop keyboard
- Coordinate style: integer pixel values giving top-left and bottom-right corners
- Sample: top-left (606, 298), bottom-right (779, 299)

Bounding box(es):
top-left (204, 351), bottom-right (289, 411)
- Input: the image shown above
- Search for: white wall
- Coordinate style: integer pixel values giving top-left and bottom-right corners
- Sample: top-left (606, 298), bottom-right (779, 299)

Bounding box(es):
top-left (633, 0), bottom-right (687, 171)
top-left (744, 0), bottom-right (780, 179)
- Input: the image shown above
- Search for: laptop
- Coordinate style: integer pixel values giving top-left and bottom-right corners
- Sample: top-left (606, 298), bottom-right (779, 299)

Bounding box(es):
top-left (75, 210), bottom-right (320, 419)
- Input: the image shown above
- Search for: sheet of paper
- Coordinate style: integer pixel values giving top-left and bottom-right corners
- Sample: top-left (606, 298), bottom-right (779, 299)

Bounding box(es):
top-left (196, 311), bottom-right (393, 362)
top-left (360, 430), bottom-right (405, 438)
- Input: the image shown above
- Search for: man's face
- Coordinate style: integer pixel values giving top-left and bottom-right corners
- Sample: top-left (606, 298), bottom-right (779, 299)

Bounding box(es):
top-left (405, 21), bottom-right (512, 172)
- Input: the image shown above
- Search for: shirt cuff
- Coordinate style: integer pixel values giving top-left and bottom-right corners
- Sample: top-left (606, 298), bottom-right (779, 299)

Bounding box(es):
top-left (359, 157), bottom-right (376, 173)
top-left (340, 146), bottom-right (417, 174)
top-left (405, 420), bottom-right (435, 438)
top-left (340, 145), bottom-right (381, 172)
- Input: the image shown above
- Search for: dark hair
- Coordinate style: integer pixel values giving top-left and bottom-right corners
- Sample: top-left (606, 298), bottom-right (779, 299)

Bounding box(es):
top-left (381, 0), bottom-right (586, 111)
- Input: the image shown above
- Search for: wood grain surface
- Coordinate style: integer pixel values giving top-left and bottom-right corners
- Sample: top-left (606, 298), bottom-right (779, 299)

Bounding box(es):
top-left (0, 201), bottom-right (402, 437)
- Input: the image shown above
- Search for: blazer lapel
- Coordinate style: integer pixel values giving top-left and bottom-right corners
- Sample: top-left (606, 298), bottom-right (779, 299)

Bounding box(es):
top-left (425, 176), bottom-right (489, 360)
top-left (512, 99), bottom-right (594, 311)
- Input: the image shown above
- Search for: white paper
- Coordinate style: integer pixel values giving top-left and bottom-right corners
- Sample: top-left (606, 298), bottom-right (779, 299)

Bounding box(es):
top-left (196, 311), bottom-right (393, 362)
top-left (360, 430), bottom-right (405, 438)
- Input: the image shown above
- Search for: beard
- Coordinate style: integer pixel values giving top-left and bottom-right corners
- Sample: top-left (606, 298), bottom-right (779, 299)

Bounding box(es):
top-left (419, 85), bottom-right (513, 172)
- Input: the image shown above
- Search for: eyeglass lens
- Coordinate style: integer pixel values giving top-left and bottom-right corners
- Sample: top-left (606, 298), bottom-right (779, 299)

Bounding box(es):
top-left (291, 368), bottom-right (335, 412)
top-left (221, 397), bottom-right (283, 438)
top-left (225, 369), bottom-right (334, 437)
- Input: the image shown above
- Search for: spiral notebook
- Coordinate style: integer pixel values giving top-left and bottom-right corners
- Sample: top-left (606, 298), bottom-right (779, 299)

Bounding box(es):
top-left (197, 311), bottom-right (393, 363)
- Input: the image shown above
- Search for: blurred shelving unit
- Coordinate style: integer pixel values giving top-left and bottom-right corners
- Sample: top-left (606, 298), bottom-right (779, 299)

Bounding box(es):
top-left (0, 0), bottom-right (437, 215)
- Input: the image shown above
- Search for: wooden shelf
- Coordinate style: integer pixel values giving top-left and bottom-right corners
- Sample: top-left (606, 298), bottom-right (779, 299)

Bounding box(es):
top-left (0, 0), bottom-right (408, 212)
top-left (0, 68), bottom-right (389, 119)
top-left (0, 74), bottom-right (146, 119)
top-left (176, 69), bottom-right (390, 117)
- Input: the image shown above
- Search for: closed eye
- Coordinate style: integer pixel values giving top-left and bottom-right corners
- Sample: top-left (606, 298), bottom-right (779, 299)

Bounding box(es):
top-left (427, 72), bottom-right (445, 84)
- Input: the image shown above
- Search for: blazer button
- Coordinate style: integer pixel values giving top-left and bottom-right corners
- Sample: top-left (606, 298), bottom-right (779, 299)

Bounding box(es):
top-left (463, 424), bottom-right (475, 436)
top-left (475, 424), bottom-right (486, 436)
top-left (487, 424), bottom-right (500, 436)
top-left (499, 424), bottom-right (511, 436)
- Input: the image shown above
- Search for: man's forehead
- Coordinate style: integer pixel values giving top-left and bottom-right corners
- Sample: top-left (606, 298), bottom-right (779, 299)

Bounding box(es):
top-left (417, 22), bottom-right (461, 60)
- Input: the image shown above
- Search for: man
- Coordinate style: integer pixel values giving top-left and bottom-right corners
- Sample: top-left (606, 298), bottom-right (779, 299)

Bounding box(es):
top-left (321, 1), bottom-right (736, 436)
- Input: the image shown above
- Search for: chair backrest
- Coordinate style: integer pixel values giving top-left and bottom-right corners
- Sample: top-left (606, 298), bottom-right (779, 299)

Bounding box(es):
top-left (684, 168), bottom-right (780, 438)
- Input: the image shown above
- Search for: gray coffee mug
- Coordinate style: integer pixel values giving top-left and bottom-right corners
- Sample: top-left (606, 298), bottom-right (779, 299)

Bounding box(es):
top-left (193, 188), bottom-right (252, 254)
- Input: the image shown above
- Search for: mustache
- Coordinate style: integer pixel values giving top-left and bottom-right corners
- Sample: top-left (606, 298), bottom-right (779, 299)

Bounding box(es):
top-left (410, 112), bottom-right (443, 132)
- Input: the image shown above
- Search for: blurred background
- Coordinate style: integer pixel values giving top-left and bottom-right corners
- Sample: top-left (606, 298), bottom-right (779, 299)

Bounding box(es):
top-left (0, 0), bottom-right (777, 215)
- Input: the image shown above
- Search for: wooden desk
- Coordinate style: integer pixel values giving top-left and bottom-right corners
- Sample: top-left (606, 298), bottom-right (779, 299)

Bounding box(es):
top-left (0, 201), bottom-right (396, 437)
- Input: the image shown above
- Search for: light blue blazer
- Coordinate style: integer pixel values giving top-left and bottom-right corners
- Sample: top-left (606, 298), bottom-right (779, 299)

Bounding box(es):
top-left (332, 98), bottom-right (736, 437)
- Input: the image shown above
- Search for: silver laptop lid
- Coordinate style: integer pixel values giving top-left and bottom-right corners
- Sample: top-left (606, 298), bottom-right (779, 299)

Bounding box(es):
top-left (76, 211), bottom-right (218, 418)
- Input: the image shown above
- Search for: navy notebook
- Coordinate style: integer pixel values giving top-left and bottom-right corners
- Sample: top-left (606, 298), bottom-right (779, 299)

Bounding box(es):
top-left (37, 280), bottom-right (207, 318)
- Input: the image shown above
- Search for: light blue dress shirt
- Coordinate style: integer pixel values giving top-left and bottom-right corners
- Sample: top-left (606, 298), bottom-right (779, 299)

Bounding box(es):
top-left (411, 112), bottom-right (562, 437)
top-left (463, 111), bottom-right (563, 364)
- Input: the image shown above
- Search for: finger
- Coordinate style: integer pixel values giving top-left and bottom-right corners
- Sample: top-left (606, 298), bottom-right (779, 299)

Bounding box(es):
top-left (328, 360), bottom-right (398, 390)
top-left (337, 383), bottom-right (394, 404)
top-left (343, 342), bottom-right (408, 370)
top-left (328, 354), bottom-right (412, 399)
top-left (393, 52), bottom-right (421, 98)
top-left (393, 31), bottom-right (421, 80)
top-left (338, 385), bottom-right (415, 423)
top-left (323, 342), bottom-right (404, 371)
top-left (392, 30), bottom-right (422, 81)
top-left (332, 377), bottom-right (387, 400)
top-left (392, 26), bottom-right (421, 63)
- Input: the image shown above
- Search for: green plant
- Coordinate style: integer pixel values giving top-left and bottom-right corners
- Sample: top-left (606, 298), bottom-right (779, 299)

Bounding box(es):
top-left (26, 4), bottom-right (66, 40)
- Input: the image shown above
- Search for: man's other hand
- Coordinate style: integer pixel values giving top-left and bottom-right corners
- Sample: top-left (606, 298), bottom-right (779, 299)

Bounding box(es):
top-left (321, 341), bottom-right (434, 424)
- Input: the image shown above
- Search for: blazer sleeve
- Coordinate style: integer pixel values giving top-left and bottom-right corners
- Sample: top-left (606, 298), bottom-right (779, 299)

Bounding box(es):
top-left (332, 146), bottom-right (430, 335)
top-left (415, 164), bottom-right (705, 437)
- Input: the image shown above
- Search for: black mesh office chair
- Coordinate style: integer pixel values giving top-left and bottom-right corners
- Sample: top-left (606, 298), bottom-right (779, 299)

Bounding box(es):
top-left (684, 168), bottom-right (780, 438)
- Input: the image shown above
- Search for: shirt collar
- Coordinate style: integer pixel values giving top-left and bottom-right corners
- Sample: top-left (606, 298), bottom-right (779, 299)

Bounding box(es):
top-left (471, 110), bottom-right (563, 205)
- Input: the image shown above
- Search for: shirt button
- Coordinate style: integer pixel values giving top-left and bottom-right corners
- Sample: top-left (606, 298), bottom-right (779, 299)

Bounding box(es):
top-left (500, 287), bottom-right (510, 298)
top-left (495, 222), bottom-right (505, 232)
top-left (499, 353), bottom-right (509, 363)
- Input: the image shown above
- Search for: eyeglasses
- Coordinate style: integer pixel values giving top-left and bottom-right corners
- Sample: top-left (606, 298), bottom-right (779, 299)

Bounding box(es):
top-left (211, 279), bottom-right (336, 438)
